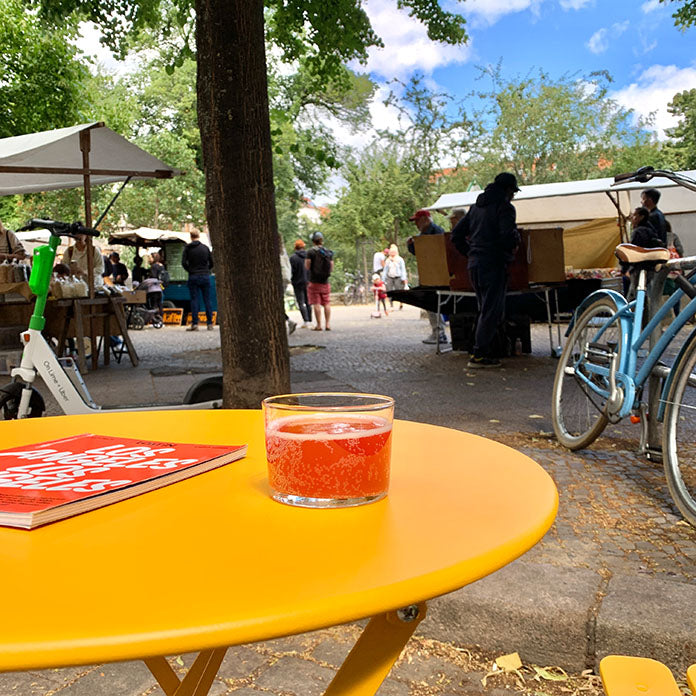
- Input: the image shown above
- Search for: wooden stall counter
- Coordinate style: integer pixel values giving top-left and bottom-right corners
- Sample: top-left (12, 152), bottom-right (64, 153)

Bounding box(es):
top-left (0, 295), bottom-right (139, 373)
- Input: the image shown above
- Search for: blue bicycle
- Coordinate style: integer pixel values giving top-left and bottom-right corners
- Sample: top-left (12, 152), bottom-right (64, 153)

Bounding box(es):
top-left (551, 167), bottom-right (696, 525)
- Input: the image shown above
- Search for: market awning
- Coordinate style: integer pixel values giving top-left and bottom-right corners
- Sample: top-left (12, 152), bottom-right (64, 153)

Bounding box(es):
top-left (428, 170), bottom-right (696, 225)
top-left (109, 227), bottom-right (211, 248)
top-left (0, 122), bottom-right (179, 196)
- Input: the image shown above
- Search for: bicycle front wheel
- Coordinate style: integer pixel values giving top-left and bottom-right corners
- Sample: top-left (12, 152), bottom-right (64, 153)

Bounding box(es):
top-left (552, 296), bottom-right (623, 450)
top-left (662, 333), bottom-right (696, 525)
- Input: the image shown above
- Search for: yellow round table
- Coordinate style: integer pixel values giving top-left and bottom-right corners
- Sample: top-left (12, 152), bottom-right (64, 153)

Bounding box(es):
top-left (0, 410), bottom-right (557, 695)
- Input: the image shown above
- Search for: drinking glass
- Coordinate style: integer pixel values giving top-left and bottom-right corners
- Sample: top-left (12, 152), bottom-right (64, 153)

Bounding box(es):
top-left (262, 392), bottom-right (394, 508)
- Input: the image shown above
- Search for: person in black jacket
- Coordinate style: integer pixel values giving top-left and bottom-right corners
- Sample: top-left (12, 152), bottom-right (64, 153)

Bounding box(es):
top-left (451, 172), bottom-right (521, 368)
top-left (182, 230), bottom-right (214, 331)
top-left (641, 188), bottom-right (667, 245)
top-left (620, 206), bottom-right (664, 299)
top-left (290, 239), bottom-right (312, 327)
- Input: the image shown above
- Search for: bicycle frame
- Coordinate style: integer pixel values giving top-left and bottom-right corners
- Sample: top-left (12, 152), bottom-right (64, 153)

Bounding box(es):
top-left (574, 261), bottom-right (696, 421)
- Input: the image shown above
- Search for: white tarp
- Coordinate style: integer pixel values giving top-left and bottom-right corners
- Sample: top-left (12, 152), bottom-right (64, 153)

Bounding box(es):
top-left (109, 227), bottom-right (211, 248)
top-left (0, 123), bottom-right (179, 196)
top-left (428, 170), bottom-right (696, 225)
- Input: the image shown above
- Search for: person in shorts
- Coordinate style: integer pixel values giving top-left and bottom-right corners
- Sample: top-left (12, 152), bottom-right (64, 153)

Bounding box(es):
top-left (305, 231), bottom-right (334, 331)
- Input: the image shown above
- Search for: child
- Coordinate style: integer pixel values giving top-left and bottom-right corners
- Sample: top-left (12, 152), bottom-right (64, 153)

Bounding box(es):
top-left (371, 273), bottom-right (388, 317)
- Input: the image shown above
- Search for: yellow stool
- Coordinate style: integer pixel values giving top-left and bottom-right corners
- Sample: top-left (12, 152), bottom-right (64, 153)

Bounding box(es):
top-left (599, 655), bottom-right (682, 696)
top-left (687, 663), bottom-right (696, 693)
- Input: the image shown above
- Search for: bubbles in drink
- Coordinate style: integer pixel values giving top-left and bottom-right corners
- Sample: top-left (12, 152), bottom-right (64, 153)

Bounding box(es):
top-left (265, 413), bottom-right (392, 500)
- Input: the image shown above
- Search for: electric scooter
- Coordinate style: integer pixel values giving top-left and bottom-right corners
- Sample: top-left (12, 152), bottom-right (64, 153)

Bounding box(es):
top-left (0, 219), bottom-right (223, 419)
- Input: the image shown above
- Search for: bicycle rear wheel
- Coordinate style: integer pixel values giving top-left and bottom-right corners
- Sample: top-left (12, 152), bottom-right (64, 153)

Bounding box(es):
top-left (552, 296), bottom-right (623, 450)
top-left (662, 333), bottom-right (696, 525)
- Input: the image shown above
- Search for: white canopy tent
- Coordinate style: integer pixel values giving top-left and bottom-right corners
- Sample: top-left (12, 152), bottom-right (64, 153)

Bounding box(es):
top-left (108, 227), bottom-right (211, 249)
top-left (428, 170), bottom-right (696, 252)
top-left (0, 122), bottom-right (181, 296)
top-left (0, 122), bottom-right (179, 198)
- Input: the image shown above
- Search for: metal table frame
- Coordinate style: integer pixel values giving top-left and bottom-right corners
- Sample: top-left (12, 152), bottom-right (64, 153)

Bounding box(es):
top-left (434, 285), bottom-right (564, 357)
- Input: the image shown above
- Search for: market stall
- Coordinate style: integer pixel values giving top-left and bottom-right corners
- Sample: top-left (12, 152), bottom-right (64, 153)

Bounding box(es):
top-left (396, 171), bottom-right (696, 356)
top-left (0, 123), bottom-right (180, 371)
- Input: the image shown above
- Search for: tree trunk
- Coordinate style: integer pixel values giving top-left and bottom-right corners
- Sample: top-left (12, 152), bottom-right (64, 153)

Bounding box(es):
top-left (196, 0), bottom-right (290, 408)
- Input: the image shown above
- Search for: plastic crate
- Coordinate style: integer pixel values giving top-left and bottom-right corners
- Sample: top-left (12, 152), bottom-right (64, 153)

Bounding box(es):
top-left (186, 311), bottom-right (217, 325)
top-left (162, 308), bottom-right (184, 326)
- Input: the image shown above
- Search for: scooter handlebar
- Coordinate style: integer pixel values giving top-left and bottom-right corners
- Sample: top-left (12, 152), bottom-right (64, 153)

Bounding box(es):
top-left (18, 219), bottom-right (100, 237)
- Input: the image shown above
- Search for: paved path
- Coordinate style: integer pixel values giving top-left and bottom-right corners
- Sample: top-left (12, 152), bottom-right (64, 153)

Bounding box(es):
top-left (3, 303), bottom-right (694, 695)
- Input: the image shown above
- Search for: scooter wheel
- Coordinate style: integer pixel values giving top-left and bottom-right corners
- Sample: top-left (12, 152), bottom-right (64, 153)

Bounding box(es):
top-left (183, 376), bottom-right (223, 405)
top-left (0, 383), bottom-right (46, 420)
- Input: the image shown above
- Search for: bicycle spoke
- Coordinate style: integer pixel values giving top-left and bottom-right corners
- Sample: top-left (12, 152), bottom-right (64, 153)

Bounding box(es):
top-left (663, 344), bottom-right (696, 525)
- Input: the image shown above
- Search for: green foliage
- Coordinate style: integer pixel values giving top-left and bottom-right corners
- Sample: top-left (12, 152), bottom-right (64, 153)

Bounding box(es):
top-left (380, 75), bottom-right (472, 202)
top-left (321, 144), bottom-right (423, 270)
top-left (660, 0), bottom-right (696, 29)
top-left (463, 66), bottom-right (661, 186)
top-left (667, 89), bottom-right (696, 168)
top-left (0, 0), bottom-right (91, 137)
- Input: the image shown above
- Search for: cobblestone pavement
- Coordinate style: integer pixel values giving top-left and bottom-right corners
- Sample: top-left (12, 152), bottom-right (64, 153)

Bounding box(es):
top-left (5, 303), bottom-right (694, 695)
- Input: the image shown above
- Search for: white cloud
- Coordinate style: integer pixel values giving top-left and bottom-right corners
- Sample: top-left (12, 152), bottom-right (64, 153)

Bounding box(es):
top-left (463, 0), bottom-right (543, 25)
top-left (75, 22), bottom-right (140, 75)
top-left (612, 64), bottom-right (696, 138)
top-left (641, 0), bottom-right (661, 13)
top-left (560, 0), bottom-right (593, 9)
top-left (586, 21), bottom-right (629, 54)
top-left (358, 0), bottom-right (471, 80)
top-left (587, 28), bottom-right (608, 54)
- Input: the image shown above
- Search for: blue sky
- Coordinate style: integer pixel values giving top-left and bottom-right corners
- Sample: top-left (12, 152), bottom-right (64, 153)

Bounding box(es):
top-left (78, 1), bottom-right (696, 203)
top-left (350, 0), bottom-right (696, 142)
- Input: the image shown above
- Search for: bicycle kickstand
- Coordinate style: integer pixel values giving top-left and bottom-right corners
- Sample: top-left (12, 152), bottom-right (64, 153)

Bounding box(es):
top-left (637, 401), bottom-right (662, 462)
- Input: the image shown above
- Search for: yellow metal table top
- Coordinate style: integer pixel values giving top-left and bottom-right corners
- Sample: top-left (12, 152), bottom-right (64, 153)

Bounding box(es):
top-left (0, 410), bottom-right (557, 672)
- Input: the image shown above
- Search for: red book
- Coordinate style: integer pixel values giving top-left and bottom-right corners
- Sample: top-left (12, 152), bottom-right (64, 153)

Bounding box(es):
top-left (0, 433), bottom-right (247, 529)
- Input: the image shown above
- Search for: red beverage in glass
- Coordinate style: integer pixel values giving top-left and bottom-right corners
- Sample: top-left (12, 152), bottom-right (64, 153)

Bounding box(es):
top-left (265, 413), bottom-right (392, 505)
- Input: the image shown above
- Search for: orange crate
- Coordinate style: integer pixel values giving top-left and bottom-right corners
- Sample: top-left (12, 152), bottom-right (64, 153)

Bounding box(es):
top-left (186, 311), bottom-right (217, 325)
top-left (162, 308), bottom-right (184, 325)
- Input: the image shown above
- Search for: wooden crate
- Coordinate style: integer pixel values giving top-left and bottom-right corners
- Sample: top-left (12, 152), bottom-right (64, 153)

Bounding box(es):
top-left (162, 308), bottom-right (184, 325)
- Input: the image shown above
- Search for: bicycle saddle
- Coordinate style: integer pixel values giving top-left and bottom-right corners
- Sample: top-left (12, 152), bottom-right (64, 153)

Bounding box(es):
top-left (615, 243), bottom-right (671, 265)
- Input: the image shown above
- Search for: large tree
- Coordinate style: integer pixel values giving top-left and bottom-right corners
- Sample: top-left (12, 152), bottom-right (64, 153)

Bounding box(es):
top-left (34, 0), bottom-right (468, 407)
top-left (462, 67), bottom-right (661, 186)
top-left (667, 89), bottom-right (696, 168)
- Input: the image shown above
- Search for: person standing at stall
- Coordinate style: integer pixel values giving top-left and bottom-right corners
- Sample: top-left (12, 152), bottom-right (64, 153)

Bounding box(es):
top-left (451, 172), bottom-right (521, 369)
top-left (641, 188), bottom-right (667, 245)
top-left (182, 230), bottom-right (214, 331)
top-left (62, 235), bottom-right (105, 288)
top-left (0, 221), bottom-right (26, 261)
top-left (406, 209), bottom-right (446, 344)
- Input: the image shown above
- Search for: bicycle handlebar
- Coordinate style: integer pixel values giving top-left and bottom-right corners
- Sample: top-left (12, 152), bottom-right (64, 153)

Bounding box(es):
top-left (18, 219), bottom-right (100, 237)
top-left (612, 167), bottom-right (696, 192)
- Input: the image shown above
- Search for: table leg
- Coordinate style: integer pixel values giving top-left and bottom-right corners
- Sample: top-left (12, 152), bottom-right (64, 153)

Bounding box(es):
top-left (74, 301), bottom-right (87, 374)
top-left (111, 299), bottom-right (139, 366)
top-left (322, 602), bottom-right (427, 695)
top-left (144, 646), bottom-right (227, 696)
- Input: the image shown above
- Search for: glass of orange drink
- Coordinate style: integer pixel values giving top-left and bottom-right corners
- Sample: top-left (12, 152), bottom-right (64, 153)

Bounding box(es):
top-left (262, 392), bottom-right (394, 508)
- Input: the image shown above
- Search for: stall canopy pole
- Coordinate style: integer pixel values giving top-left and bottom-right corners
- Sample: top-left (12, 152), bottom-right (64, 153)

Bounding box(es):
top-left (605, 191), bottom-right (628, 243)
top-left (94, 176), bottom-right (132, 229)
top-left (80, 129), bottom-right (95, 299)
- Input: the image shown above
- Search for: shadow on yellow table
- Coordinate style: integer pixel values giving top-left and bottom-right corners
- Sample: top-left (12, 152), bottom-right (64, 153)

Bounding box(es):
top-left (0, 410), bottom-right (558, 696)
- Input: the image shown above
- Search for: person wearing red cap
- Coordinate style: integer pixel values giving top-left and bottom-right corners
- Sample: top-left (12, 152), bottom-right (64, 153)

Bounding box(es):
top-left (451, 172), bottom-right (521, 368)
top-left (407, 209), bottom-right (446, 344)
